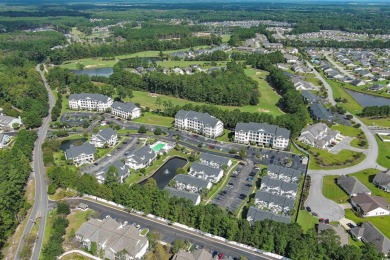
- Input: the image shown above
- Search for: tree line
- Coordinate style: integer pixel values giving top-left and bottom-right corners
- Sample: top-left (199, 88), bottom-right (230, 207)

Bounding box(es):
top-left (47, 167), bottom-right (384, 260)
top-left (228, 26), bottom-right (276, 47)
top-left (0, 130), bottom-right (37, 255)
top-left (360, 105), bottom-right (390, 118)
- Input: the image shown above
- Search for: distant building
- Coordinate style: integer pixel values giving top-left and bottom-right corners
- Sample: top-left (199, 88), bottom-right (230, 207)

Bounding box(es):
top-left (0, 115), bottom-right (22, 130)
top-left (337, 175), bottom-right (371, 197)
top-left (76, 217), bottom-right (149, 259)
top-left (164, 186), bottom-right (201, 205)
top-left (0, 134), bottom-right (11, 148)
top-left (125, 146), bottom-right (157, 170)
top-left (172, 248), bottom-right (213, 260)
top-left (199, 153), bottom-right (232, 169)
top-left (350, 193), bottom-right (390, 217)
top-left (350, 79), bottom-right (366, 87)
top-left (260, 176), bottom-right (298, 199)
top-left (111, 101), bottom-right (141, 120)
top-left (350, 222), bottom-right (390, 255)
top-left (69, 93), bottom-right (113, 112)
top-left (189, 162), bottom-right (224, 183)
top-left (90, 128), bottom-right (118, 148)
top-left (247, 206), bottom-right (291, 224)
top-left (267, 165), bottom-right (302, 184)
top-left (173, 174), bottom-right (212, 193)
top-left (284, 54), bottom-right (299, 63)
top-left (298, 123), bottom-right (340, 149)
top-left (301, 90), bottom-right (320, 104)
top-left (65, 142), bottom-right (96, 166)
top-left (175, 110), bottom-right (224, 138)
top-left (234, 122), bottom-right (290, 149)
top-left (372, 170), bottom-right (390, 193)
top-left (254, 191), bottom-right (294, 216)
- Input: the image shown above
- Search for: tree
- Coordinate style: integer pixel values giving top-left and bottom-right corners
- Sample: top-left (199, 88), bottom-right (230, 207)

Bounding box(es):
top-left (12, 123), bottom-right (20, 129)
top-left (239, 148), bottom-right (247, 158)
top-left (57, 201), bottom-right (70, 215)
top-left (154, 127), bottom-right (162, 135)
top-left (105, 166), bottom-right (119, 186)
top-left (171, 239), bottom-right (185, 254)
top-left (90, 241), bottom-right (97, 255)
top-left (76, 63), bottom-right (85, 70)
top-left (138, 125), bottom-right (147, 133)
top-left (155, 97), bottom-right (162, 111)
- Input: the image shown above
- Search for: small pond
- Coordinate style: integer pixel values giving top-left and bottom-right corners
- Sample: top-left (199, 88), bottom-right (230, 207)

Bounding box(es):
top-left (141, 157), bottom-right (187, 189)
top-left (345, 89), bottom-right (390, 107)
top-left (60, 138), bottom-right (87, 151)
top-left (71, 67), bottom-right (113, 77)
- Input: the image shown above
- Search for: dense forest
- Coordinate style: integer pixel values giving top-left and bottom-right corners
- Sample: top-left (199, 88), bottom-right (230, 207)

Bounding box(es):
top-left (47, 167), bottom-right (383, 260)
top-left (360, 105), bottom-right (390, 117)
top-left (0, 130), bottom-right (37, 252)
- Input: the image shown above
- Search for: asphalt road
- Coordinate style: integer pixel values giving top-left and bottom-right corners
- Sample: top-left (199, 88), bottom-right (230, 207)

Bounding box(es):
top-left (324, 53), bottom-right (356, 80)
top-left (66, 198), bottom-right (277, 260)
top-left (15, 65), bottom-right (56, 259)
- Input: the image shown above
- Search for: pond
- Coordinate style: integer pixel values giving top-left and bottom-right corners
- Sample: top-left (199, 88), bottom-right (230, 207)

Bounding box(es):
top-left (346, 89), bottom-right (390, 107)
top-left (71, 67), bottom-right (113, 77)
top-left (60, 138), bottom-right (87, 151)
top-left (142, 157), bottom-right (187, 189)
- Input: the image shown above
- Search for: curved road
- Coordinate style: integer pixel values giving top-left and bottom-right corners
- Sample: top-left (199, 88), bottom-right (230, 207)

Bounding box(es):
top-left (15, 65), bottom-right (55, 260)
top-left (304, 60), bottom-right (386, 221)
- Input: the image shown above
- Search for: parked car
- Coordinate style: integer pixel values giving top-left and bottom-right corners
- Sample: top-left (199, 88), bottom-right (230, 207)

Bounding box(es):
top-left (306, 206), bottom-right (312, 212)
top-left (324, 219), bottom-right (330, 224)
top-left (218, 253), bottom-right (224, 260)
top-left (312, 212), bottom-right (318, 217)
top-left (347, 223), bottom-right (355, 228)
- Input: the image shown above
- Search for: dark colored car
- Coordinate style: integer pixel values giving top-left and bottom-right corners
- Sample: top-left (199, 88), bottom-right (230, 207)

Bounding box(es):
top-left (312, 212), bottom-right (318, 217)
top-left (324, 219), bottom-right (330, 224)
top-left (347, 223), bottom-right (355, 228)
top-left (306, 206), bottom-right (312, 212)
top-left (319, 218), bottom-right (324, 223)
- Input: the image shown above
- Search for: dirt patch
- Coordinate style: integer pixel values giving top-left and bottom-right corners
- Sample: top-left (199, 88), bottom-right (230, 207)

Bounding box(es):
top-left (258, 108), bottom-right (270, 113)
top-left (148, 93), bottom-right (160, 98)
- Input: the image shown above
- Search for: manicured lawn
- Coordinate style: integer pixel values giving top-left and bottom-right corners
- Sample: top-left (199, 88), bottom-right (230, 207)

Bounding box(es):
top-left (322, 175), bottom-right (349, 203)
top-left (375, 136), bottom-right (390, 168)
top-left (350, 168), bottom-right (390, 202)
top-left (216, 129), bottom-right (233, 143)
top-left (134, 112), bottom-right (174, 127)
top-left (61, 253), bottom-right (94, 260)
top-left (345, 209), bottom-right (390, 239)
top-left (41, 209), bottom-right (56, 256)
top-left (65, 209), bottom-right (94, 243)
top-left (297, 210), bottom-right (318, 232)
top-left (305, 73), bottom-right (321, 86)
top-left (361, 117), bottom-right (390, 128)
top-left (331, 124), bottom-right (368, 149)
top-left (297, 141), bottom-right (366, 170)
top-left (221, 35), bottom-right (231, 43)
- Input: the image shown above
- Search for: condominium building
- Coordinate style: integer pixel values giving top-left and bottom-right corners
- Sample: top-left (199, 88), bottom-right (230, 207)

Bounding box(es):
top-left (175, 110), bottom-right (223, 138)
top-left (111, 101), bottom-right (141, 120)
top-left (64, 142), bottom-right (96, 166)
top-left (234, 122), bottom-right (290, 149)
top-left (69, 93), bottom-right (113, 112)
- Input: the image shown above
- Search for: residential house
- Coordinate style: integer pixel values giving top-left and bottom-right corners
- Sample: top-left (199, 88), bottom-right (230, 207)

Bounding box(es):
top-left (0, 115), bottom-right (22, 130)
top-left (95, 160), bottom-right (130, 184)
top-left (75, 217), bottom-right (149, 260)
top-left (189, 162), bottom-right (224, 183)
top-left (0, 134), bottom-right (10, 148)
top-left (310, 103), bottom-right (334, 122)
top-left (199, 153), bottom-right (232, 169)
top-left (337, 175), bottom-right (371, 197)
top-left (372, 170), bottom-right (390, 192)
top-left (368, 84), bottom-right (385, 92)
top-left (284, 54), bottom-right (298, 63)
top-left (173, 174), bottom-right (212, 193)
top-left (350, 79), bottom-right (366, 87)
top-left (111, 101), bottom-right (141, 120)
top-left (90, 128), bottom-right (118, 148)
top-left (350, 222), bottom-right (390, 255)
top-left (165, 186), bottom-right (201, 205)
top-left (316, 223), bottom-right (349, 246)
top-left (234, 122), bottom-right (290, 149)
top-left (175, 110), bottom-right (224, 138)
top-left (301, 90), bottom-right (320, 104)
top-left (172, 68), bottom-right (184, 74)
top-left (267, 165), bottom-right (302, 184)
top-left (260, 176), bottom-right (298, 199)
top-left (350, 193), bottom-right (390, 217)
top-left (276, 63), bottom-right (290, 70)
top-left (263, 43), bottom-right (283, 49)
top-left (172, 248), bottom-right (212, 260)
top-left (65, 142), bottom-right (96, 166)
top-left (254, 191), bottom-right (294, 215)
top-left (68, 93), bottom-right (113, 112)
top-left (358, 70), bottom-right (374, 79)
top-left (247, 206), bottom-right (291, 224)
top-left (298, 123), bottom-right (340, 149)
top-left (125, 146), bottom-right (157, 170)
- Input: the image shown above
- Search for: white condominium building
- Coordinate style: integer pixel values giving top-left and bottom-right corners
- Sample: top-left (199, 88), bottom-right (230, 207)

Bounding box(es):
top-left (69, 93), bottom-right (113, 112)
top-left (111, 101), bottom-right (141, 120)
top-left (175, 110), bottom-right (223, 138)
top-left (234, 122), bottom-right (290, 149)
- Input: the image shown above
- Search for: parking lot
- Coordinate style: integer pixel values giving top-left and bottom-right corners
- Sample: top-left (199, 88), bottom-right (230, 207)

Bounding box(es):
top-left (61, 112), bottom-right (98, 126)
top-left (212, 160), bottom-right (255, 212)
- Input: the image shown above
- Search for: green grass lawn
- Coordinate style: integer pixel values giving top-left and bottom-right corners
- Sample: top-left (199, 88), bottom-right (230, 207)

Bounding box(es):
top-left (216, 129), bottom-right (233, 143)
top-left (297, 210), bottom-right (318, 232)
top-left (375, 136), bottom-right (390, 168)
top-left (331, 124), bottom-right (368, 149)
top-left (322, 175), bottom-right (349, 203)
top-left (65, 209), bottom-right (93, 243)
top-left (297, 141), bottom-right (366, 170)
top-left (221, 35), bottom-right (231, 43)
top-left (350, 169), bottom-right (390, 202)
top-left (345, 209), bottom-right (390, 239)
top-left (40, 209), bottom-right (56, 257)
top-left (134, 112), bottom-right (174, 127)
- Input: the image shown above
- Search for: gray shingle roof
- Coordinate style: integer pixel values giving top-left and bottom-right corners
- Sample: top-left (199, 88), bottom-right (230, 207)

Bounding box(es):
top-left (98, 160), bottom-right (130, 180)
top-left (261, 176), bottom-right (298, 193)
top-left (350, 193), bottom-right (390, 214)
top-left (190, 162), bottom-right (222, 177)
top-left (165, 186), bottom-right (200, 204)
top-left (235, 122), bottom-right (290, 139)
top-left (255, 191), bottom-right (294, 210)
top-left (267, 165), bottom-right (302, 183)
top-left (175, 110), bottom-right (221, 128)
top-left (65, 142), bottom-right (96, 159)
top-left (301, 90), bottom-right (320, 102)
top-left (69, 93), bottom-right (111, 103)
top-left (199, 153), bottom-right (230, 167)
top-left (373, 171), bottom-right (390, 190)
top-left (128, 146), bottom-right (156, 165)
top-left (174, 174), bottom-right (211, 190)
top-left (337, 175), bottom-right (371, 196)
top-left (94, 128), bottom-right (116, 142)
top-left (310, 103), bottom-right (333, 121)
top-left (111, 101), bottom-right (139, 113)
top-left (247, 206), bottom-right (291, 224)
top-left (350, 222), bottom-right (390, 255)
